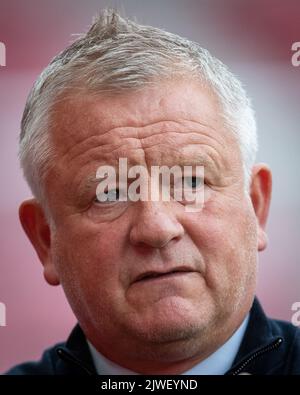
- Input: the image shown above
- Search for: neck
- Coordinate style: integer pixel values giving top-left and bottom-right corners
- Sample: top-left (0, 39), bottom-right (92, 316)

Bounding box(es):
top-left (87, 316), bottom-right (250, 375)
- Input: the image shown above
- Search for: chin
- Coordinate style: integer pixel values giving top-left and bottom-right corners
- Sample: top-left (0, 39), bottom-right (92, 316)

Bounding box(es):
top-left (132, 297), bottom-right (214, 344)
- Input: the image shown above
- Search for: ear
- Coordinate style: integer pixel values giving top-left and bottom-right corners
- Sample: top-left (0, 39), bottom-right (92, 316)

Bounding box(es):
top-left (19, 199), bottom-right (60, 286)
top-left (250, 164), bottom-right (272, 252)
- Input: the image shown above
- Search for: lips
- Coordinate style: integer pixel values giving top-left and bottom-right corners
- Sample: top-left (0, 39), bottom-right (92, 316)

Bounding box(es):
top-left (133, 266), bottom-right (196, 283)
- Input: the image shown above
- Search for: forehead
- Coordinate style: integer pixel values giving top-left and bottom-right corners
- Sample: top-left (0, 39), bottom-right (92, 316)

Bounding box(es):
top-left (51, 80), bottom-right (225, 138)
top-left (49, 79), bottom-right (239, 172)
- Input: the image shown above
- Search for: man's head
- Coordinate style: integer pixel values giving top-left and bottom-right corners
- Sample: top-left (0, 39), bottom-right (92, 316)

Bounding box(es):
top-left (18, 10), bottom-right (272, 374)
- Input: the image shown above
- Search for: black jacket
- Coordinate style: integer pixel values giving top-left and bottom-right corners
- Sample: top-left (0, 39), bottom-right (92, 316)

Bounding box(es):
top-left (4, 298), bottom-right (300, 375)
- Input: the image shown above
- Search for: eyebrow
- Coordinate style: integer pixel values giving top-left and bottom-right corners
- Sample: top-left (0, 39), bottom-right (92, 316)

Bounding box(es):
top-left (178, 153), bottom-right (220, 173)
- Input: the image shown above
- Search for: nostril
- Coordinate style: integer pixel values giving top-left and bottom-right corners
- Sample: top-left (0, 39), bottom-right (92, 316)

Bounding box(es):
top-left (129, 206), bottom-right (185, 249)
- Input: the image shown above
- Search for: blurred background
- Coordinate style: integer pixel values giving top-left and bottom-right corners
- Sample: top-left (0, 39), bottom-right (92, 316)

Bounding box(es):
top-left (0, 0), bottom-right (299, 373)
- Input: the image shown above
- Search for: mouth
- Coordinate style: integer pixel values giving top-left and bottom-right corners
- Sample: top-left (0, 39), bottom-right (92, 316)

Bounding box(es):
top-left (134, 266), bottom-right (196, 283)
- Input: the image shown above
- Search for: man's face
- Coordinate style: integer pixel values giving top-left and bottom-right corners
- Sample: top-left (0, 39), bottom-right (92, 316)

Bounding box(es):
top-left (43, 79), bottom-right (261, 369)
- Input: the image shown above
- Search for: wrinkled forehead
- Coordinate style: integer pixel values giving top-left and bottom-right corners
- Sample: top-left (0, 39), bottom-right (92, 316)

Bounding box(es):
top-left (51, 81), bottom-right (222, 135)
top-left (48, 80), bottom-right (240, 169)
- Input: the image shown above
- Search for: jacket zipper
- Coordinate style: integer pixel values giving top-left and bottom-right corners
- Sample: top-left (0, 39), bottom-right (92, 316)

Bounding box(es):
top-left (228, 337), bottom-right (283, 375)
top-left (56, 347), bottom-right (95, 375)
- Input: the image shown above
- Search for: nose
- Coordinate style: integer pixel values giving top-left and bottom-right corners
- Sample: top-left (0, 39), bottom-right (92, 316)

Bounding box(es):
top-left (129, 201), bottom-right (185, 249)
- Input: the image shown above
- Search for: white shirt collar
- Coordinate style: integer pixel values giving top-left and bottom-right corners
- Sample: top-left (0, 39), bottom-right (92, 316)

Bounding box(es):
top-left (87, 314), bottom-right (249, 375)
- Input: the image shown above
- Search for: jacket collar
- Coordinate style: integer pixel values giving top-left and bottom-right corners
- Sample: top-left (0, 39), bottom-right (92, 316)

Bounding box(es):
top-left (226, 297), bottom-right (283, 375)
top-left (55, 325), bottom-right (96, 375)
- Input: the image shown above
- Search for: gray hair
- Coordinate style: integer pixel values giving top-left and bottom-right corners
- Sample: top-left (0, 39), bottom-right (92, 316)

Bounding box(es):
top-left (19, 8), bottom-right (257, 204)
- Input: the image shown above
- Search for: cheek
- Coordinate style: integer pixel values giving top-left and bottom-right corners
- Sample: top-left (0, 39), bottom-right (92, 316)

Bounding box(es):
top-left (52, 222), bottom-right (125, 294)
top-left (51, 224), bottom-right (128, 324)
top-left (182, 199), bottom-right (258, 292)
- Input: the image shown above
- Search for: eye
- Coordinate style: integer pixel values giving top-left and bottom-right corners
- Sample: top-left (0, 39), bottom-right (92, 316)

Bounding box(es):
top-left (94, 188), bottom-right (120, 203)
top-left (183, 176), bottom-right (203, 189)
